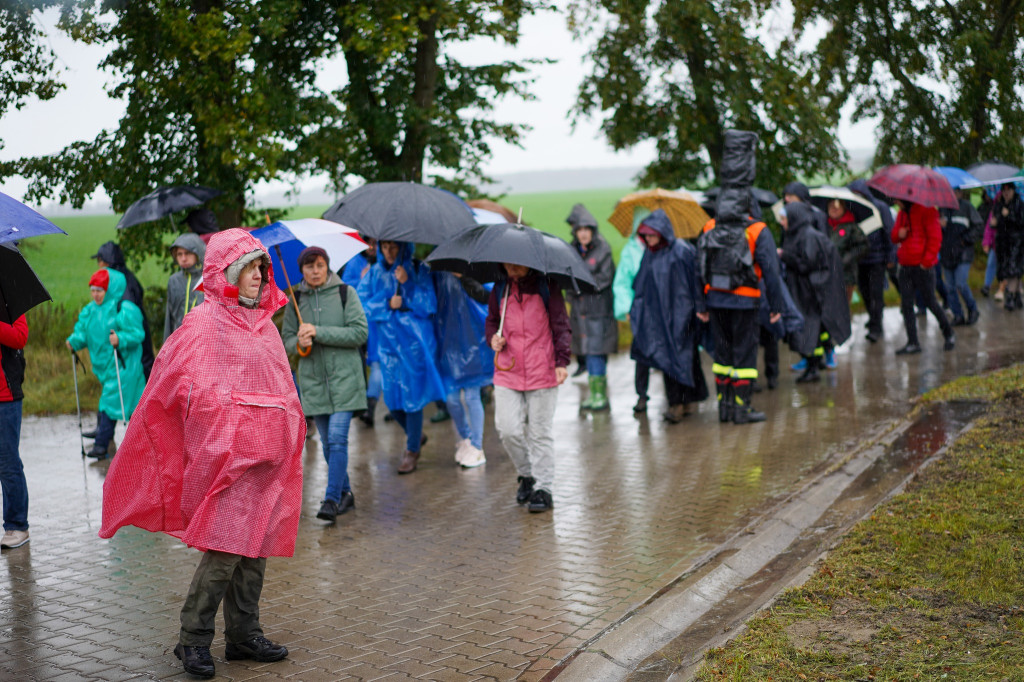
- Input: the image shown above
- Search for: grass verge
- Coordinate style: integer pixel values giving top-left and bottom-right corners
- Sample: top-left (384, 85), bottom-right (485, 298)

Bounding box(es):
top-left (697, 362), bottom-right (1024, 680)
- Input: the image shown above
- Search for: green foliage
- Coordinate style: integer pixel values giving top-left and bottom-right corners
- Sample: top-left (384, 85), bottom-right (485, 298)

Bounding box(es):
top-left (792, 0), bottom-right (1024, 168)
top-left (302, 0), bottom-right (549, 196)
top-left (570, 0), bottom-right (847, 191)
top-left (0, 1), bottom-right (65, 153)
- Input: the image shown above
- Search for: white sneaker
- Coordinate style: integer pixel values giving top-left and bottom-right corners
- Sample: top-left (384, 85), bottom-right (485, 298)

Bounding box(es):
top-left (1, 530), bottom-right (29, 549)
top-left (460, 446), bottom-right (486, 468)
top-left (454, 438), bottom-right (471, 464)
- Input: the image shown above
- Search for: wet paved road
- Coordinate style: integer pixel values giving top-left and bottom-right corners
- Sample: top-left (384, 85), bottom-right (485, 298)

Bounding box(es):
top-left (4, 299), bottom-right (1024, 681)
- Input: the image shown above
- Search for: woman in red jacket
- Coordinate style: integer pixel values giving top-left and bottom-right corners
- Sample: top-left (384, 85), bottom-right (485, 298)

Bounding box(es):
top-left (890, 200), bottom-right (955, 355)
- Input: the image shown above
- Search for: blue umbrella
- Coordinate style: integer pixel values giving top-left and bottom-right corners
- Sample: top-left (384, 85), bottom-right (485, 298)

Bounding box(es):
top-left (250, 218), bottom-right (367, 287)
top-left (0, 192), bottom-right (68, 244)
top-left (933, 166), bottom-right (980, 190)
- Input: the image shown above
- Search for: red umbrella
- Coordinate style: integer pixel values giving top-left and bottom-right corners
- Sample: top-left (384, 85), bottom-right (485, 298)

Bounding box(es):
top-left (867, 164), bottom-right (958, 209)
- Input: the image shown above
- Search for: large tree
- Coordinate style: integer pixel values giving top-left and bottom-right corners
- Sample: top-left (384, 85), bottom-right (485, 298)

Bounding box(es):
top-left (299, 0), bottom-right (546, 196)
top-left (0, 1), bottom-right (65, 152)
top-left (792, 0), bottom-right (1024, 168)
top-left (15, 0), bottom-right (338, 263)
top-left (570, 0), bottom-right (847, 191)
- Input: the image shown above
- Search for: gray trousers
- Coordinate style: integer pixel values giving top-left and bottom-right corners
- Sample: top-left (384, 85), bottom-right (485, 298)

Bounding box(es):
top-left (179, 550), bottom-right (266, 647)
top-left (493, 385), bottom-right (558, 494)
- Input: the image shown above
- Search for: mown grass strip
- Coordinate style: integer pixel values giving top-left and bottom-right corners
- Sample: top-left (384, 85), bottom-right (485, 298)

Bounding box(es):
top-left (697, 363), bottom-right (1024, 681)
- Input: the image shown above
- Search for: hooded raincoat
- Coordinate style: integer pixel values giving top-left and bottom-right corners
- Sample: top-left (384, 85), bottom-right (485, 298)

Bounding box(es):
top-left (783, 182), bottom-right (829, 233)
top-left (629, 209), bottom-right (707, 393)
top-left (566, 204), bottom-right (618, 356)
top-left (992, 190), bottom-right (1024, 280)
top-left (99, 229), bottom-right (305, 559)
top-left (357, 242), bottom-right (445, 412)
top-left (93, 241), bottom-right (155, 376)
top-left (67, 268), bottom-right (146, 421)
top-left (164, 232), bottom-right (206, 340)
top-left (778, 203), bottom-right (852, 355)
top-left (434, 272), bottom-right (493, 393)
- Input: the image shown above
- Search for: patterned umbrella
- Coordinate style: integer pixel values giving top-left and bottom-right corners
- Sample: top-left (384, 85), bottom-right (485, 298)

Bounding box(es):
top-left (867, 164), bottom-right (958, 209)
top-left (608, 188), bottom-right (710, 238)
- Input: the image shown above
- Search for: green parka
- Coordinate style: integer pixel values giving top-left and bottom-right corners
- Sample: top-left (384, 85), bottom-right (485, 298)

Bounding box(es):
top-left (281, 272), bottom-right (368, 415)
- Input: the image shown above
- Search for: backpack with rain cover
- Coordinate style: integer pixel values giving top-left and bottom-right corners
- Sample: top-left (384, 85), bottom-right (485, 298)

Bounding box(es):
top-left (698, 221), bottom-right (760, 292)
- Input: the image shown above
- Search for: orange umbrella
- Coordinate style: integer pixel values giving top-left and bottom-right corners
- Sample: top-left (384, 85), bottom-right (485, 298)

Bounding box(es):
top-left (608, 188), bottom-right (710, 239)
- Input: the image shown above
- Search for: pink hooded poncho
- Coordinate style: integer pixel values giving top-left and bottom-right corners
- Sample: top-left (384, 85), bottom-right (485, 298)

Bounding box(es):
top-left (99, 229), bottom-right (305, 558)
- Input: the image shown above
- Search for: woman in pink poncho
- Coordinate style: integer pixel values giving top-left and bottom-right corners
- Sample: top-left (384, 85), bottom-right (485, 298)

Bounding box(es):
top-left (99, 229), bottom-right (305, 679)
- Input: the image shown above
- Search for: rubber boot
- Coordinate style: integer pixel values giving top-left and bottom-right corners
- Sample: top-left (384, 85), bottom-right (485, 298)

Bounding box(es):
top-left (590, 375), bottom-right (609, 411)
top-left (732, 380), bottom-right (765, 424)
top-left (716, 377), bottom-right (733, 423)
top-left (580, 375), bottom-right (597, 410)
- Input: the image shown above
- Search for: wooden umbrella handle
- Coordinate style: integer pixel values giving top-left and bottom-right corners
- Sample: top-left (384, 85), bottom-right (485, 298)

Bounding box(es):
top-left (274, 244), bottom-right (312, 357)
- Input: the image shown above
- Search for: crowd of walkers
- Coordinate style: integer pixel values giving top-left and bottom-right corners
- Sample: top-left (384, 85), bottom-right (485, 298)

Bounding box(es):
top-left (3, 137), bottom-right (1022, 679)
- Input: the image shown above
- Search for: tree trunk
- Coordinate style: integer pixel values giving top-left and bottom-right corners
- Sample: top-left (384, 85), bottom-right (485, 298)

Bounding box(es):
top-left (397, 8), bottom-right (440, 183)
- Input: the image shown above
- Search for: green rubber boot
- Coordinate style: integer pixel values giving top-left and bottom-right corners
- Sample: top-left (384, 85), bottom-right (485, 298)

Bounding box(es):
top-left (590, 375), bottom-right (609, 411)
top-left (581, 375), bottom-right (597, 410)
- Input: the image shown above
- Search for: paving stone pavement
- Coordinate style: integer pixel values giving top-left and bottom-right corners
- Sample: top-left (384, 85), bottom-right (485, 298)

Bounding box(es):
top-left (3, 303), bottom-right (1024, 681)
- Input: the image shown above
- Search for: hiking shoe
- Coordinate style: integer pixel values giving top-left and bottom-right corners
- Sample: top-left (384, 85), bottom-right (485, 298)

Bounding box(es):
top-left (460, 446), bottom-right (486, 469)
top-left (866, 331), bottom-right (880, 343)
top-left (0, 530), bottom-right (29, 549)
top-left (967, 308), bottom-right (980, 325)
top-left (632, 397), bottom-right (648, 413)
top-left (225, 636), bottom-right (288, 662)
top-left (766, 376), bottom-right (778, 390)
top-left (316, 499), bottom-right (339, 523)
top-left (944, 335), bottom-right (956, 351)
top-left (336, 491), bottom-right (355, 515)
top-left (528, 489), bottom-right (553, 513)
top-left (86, 445), bottom-right (108, 459)
top-left (82, 429), bottom-right (98, 439)
top-left (516, 476), bottom-right (535, 505)
top-left (951, 315), bottom-right (966, 326)
top-left (662, 404), bottom-right (686, 424)
top-left (895, 343), bottom-right (922, 355)
top-left (980, 285), bottom-right (990, 297)
top-left (397, 450), bottom-right (420, 474)
top-left (174, 643), bottom-right (215, 678)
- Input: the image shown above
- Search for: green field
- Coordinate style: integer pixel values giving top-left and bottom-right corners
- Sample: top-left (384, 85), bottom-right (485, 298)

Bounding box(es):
top-left (21, 187), bottom-right (635, 307)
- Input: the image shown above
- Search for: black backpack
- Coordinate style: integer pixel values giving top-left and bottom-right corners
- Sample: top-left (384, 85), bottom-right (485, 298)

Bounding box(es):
top-left (698, 222), bottom-right (760, 292)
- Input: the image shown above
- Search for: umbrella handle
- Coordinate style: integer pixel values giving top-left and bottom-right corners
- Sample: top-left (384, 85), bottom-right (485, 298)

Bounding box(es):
top-left (494, 351), bottom-right (516, 372)
top-left (494, 282), bottom-right (515, 371)
top-left (273, 244), bottom-right (312, 357)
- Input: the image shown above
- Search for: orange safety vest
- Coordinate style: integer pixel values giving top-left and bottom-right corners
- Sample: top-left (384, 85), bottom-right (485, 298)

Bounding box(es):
top-left (701, 219), bottom-right (765, 298)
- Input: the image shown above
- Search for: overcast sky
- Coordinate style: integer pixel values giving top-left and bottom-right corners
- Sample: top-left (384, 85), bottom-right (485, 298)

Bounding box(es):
top-left (0, 4), bottom-right (876, 206)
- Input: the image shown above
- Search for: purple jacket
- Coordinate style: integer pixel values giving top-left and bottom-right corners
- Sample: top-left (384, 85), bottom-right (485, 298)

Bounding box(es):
top-left (485, 275), bottom-right (571, 391)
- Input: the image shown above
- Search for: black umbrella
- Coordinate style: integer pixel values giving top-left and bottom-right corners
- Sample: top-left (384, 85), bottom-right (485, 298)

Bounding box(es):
top-left (322, 182), bottom-right (476, 245)
top-left (116, 185), bottom-right (223, 229)
top-left (0, 243), bottom-right (52, 324)
top-left (426, 222), bottom-right (597, 294)
top-left (965, 160), bottom-right (1020, 184)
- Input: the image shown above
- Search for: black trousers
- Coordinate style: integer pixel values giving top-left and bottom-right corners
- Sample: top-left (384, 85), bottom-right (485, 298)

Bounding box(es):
top-left (857, 261), bottom-right (887, 336)
top-left (709, 308), bottom-right (759, 380)
top-left (758, 326), bottom-right (779, 382)
top-left (634, 360), bottom-right (650, 399)
top-left (898, 265), bottom-right (953, 345)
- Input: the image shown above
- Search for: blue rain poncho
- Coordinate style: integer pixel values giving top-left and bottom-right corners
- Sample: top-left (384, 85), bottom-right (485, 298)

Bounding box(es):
top-left (340, 250), bottom-right (379, 363)
top-left (357, 243), bottom-right (444, 412)
top-left (629, 209), bottom-right (705, 387)
top-left (434, 272), bottom-right (493, 393)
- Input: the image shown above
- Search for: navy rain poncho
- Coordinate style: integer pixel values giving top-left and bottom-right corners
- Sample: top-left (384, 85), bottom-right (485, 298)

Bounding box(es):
top-left (629, 209), bottom-right (707, 395)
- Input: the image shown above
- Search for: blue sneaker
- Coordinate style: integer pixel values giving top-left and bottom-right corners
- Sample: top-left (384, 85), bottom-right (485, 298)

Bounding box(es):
top-left (825, 349), bottom-right (837, 369)
top-left (790, 358), bottom-right (807, 372)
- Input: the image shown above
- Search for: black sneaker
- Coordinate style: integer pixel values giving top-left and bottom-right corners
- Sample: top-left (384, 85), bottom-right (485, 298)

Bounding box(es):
top-left (174, 643), bottom-right (215, 678)
top-left (316, 499), bottom-right (339, 522)
top-left (86, 445), bottom-right (108, 459)
top-left (895, 343), bottom-right (922, 355)
top-left (943, 335), bottom-right (956, 351)
top-left (528, 489), bottom-right (553, 513)
top-left (225, 635), bottom-right (288, 662)
top-left (967, 308), bottom-right (980, 325)
top-left (632, 397), bottom-right (648, 413)
top-left (82, 429), bottom-right (98, 439)
top-left (516, 476), bottom-right (535, 505)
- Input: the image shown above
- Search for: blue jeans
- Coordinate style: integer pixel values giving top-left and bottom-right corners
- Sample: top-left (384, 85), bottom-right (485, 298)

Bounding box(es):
top-left (942, 263), bottom-right (977, 318)
top-left (390, 409), bottom-right (423, 453)
top-left (586, 354), bottom-right (607, 376)
top-left (366, 362), bottom-right (382, 400)
top-left (0, 400), bottom-right (28, 532)
top-left (313, 412), bottom-right (353, 502)
top-left (985, 249), bottom-right (998, 289)
top-left (446, 388), bottom-right (484, 449)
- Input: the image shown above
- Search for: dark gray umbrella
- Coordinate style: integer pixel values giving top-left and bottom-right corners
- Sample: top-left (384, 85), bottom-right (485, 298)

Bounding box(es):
top-left (0, 243), bottom-right (52, 324)
top-left (965, 160), bottom-right (1020, 184)
top-left (116, 185), bottom-right (222, 229)
top-left (322, 182), bottom-right (476, 245)
top-left (425, 222), bottom-right (597, 294)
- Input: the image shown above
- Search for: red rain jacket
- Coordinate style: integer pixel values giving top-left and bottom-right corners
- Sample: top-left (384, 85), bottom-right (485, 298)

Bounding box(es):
top-left (891, 203), bottom-right (942, 268)
top-left (99, 229), bottom-right (305, 558)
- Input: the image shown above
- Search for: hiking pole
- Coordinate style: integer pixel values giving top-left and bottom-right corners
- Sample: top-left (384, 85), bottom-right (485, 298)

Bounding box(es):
top-left (273, 244), bottom-right (311, 357)
top-left (111, 340), bottom-right (127, 433)
top-left (71, 349), bottom-right (86, 457)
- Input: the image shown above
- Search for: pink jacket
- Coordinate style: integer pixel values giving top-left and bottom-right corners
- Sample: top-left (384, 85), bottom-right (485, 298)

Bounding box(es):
top-left (485, 275), bottom-right (571, 392)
